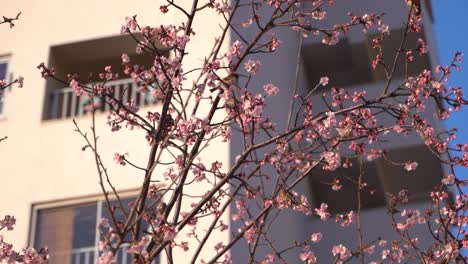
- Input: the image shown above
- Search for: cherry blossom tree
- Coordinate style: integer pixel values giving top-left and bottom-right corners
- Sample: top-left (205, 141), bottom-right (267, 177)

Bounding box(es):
top-left (2, 0), bottom-right (468, 263)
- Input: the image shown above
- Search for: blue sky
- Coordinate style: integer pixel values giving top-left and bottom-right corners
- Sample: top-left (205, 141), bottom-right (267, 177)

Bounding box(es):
top-left (433, 0), bottom-right (468, 179)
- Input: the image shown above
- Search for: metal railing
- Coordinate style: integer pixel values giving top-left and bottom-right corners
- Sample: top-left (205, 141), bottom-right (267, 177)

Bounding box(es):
top-left (47, 78), bottom-right (157, 120)
top-left (51, 244), bottom-right (157, 264)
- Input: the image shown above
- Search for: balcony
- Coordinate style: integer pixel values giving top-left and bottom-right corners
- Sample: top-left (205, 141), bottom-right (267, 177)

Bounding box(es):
top-left (42, 34), bottom-right (157, 120)
top-left (46, 78), bottom-right (156, 120)
top-left (52, 245), bottom-right (157, 264)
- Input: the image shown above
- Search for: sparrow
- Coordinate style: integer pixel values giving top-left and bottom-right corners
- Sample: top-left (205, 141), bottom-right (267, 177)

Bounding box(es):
top-left (278, 185), bottom-right (300, 206)
top-left (406, 0), bottom-right (421, 16)
top-left (224, 97), bottom-right (237, 109)
top-left (209, 74), bottom-right (238, 93)
top-left (157, 202), bottom-right (167, 216)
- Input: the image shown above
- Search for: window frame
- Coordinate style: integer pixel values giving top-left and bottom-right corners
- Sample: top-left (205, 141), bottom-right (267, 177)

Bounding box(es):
top-left (307, 157), bottom-right (387, 215)
top-left (0, 56), bottom-right (11, 118)
top-left (28, 189), bottom-right (144, 264)
top-left (307, 145), bottom-right (444, 216)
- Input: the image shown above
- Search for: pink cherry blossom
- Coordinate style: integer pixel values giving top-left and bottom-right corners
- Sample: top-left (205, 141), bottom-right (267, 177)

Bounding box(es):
top-left (310, 232), bottom-right (322, 243)
top-left (319, 76), bottom-right (329, 86)
top-left (113, 153), bottom-right (126, 166)
top-left (314, 203), bottom-right (331, 220)
top-left (263, 83), bottom-right (279, 96)
top-left (70, 79), bottom-right (84, 97)
top-left (0, 215), bottom-right (15, 231)
top-left (404, 161), bottom-right (418, 171)
top-left (244, 60), bottom-right (261, 75)
top-left (299, 247), bottom-right (317, 263)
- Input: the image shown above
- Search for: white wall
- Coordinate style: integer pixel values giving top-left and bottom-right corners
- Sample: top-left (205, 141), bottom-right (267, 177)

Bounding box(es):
top-left (0, 1), bottom-right (232, 263)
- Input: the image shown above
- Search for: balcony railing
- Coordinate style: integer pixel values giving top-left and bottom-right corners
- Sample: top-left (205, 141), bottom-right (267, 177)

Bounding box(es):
top-left (47, 78), bottom-right (156, 120)
top-left (51, 244), bottom-right (157, 264)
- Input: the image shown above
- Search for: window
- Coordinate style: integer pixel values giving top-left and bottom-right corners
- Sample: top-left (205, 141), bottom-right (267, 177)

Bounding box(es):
top-left (31, 195), bottom-right (156, 264)
top-left (301, 27), bottom-right (432, 92)
top-left (377, 145), bottom-right (443, 201)
top-left (302, 38), bottom-right (373, 89)
top-left (43, 34), bottom-right (161, 120)
top-left (366, 27), bottom-right (431, 82)
top-left (308, 145), bottom-right (443, 214)
top-left (0, 56), bottom-right (10, 116)
top-left (309, 158), bottom-right (386, 214)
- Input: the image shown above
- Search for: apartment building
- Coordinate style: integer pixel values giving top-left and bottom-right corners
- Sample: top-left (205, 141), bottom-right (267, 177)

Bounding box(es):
top-left (0, 0), bottom-right (444, 263)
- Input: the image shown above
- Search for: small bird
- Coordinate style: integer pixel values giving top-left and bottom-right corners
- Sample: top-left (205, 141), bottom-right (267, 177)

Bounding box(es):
top-left (157, 202), bottom-right (167, 216)
top-left (406, 0), bottom-right (421, 16)
top-left (278, 185), bottom-right (300, 206)
top-left (224, 97), bottom-right (237, 109)
top-left (209, 74), bottom-right (238, 93)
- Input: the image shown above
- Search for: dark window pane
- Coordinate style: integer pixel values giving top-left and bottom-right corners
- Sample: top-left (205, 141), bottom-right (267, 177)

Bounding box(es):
top-left (367, 27), bottom-right (431, 82)
top-left (101, 197), bottom-right (150, 241)
top-left (309, 159), bottom-right (386, 214)
top-left (0, 63), bottom-right (7, 80)
top-left (72, 204), bottom-right (98, 248)
top-left (379, 145), bottom-right (443, 200)
top-left (302, 39), bottom-right (373, 89)
top-left (101, 197), bottom-right (134, 226)
top-left (34, 203), bottom-right (97, 263)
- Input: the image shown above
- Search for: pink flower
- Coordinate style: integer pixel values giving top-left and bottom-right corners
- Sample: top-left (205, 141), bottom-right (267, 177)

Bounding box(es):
top-left (332, 244), bottom-right (351, 259)
top-left (404, 161), bottom-right (418, 171)
top-left (222, 254), bottom-right (233, 264)
top-left (214, 242), bottom-right (224, 251)
top-left (163, 225), bottom-right (177, 241)
top-left (0, 215), bottom-right (16, 231)
top-left (219, 221), bottom-right (229, 232)
top-left (417, 38), bottom-right (428, 55)
top-left (121, 53), bottom-right (130, 64)
top-left (180, 241), bottom-right (189, 252)
top-left (21, 247), bottom-right (49, 264)
top-left (322, 32), bottom-right (339, 45)
top-left (378, 24), bottom-right (390, 34)
top-left (299, 247), bottom-right (317, 263)
top-left (261, 254), bottom-right (276, 264)
top-left (311, 10), bottom-right (327, 20)
top-left (70, 79), bottom-right (84, 97)
top-left (320, 151), bottom-right (341, 171)
top-left (314, 203), bottom-right (330, 220)
top-left (121, 16), bottom-right (137, 33)
top-left (98, 241), bottom-right (107, 251)
top-left (113, 153), bottom-right (126, 166)
top-left (268, 35), bottom-right (282, 51)
top-left (160, 5), bottom-right (169, 13)
top-left (319, 76), bottom-right (329, 86)
top-left (99, 218), bottom-right (110, 228)
top-left (310, 232), bottom-right (322, 243)
top-left (263, 83), bottom-right (279, 96)
top-left (127, 236), bottom-right (149, 255)
top-left (245, 60), bottom-right (261, 75)
top-left (336, 211), bottom-right (354, 227)
top-left (366, 149), bottom-right (383, 161)
top-left (441, 174), bottom-right (455, 185)
top-left (243, 226), bottom-right (256, 244)
top-left (230, 40), bottom-right (243, 57)
top-left (331, 179), bottom-right (342, 191)
top-left (98, 251), bottom-right (116, 264)
top-left (242, 18), bottom-right (253, 27)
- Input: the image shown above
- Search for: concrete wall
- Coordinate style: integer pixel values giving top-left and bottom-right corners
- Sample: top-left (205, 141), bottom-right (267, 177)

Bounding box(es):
top-left (228, 0), bottom-right (444, 262)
